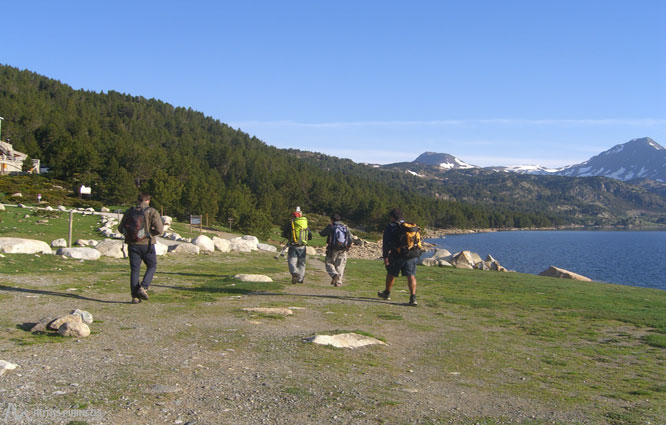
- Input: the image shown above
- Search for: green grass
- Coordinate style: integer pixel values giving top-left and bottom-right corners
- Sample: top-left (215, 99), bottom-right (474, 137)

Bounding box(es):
top-left (0, 206), bottom-right (101, 243)
top-left (1, 217), bottom-right (665, 424)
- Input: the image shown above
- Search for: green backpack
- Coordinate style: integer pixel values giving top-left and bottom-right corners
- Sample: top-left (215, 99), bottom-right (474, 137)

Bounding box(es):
top-left (291, 217), bottom-right (309, 245)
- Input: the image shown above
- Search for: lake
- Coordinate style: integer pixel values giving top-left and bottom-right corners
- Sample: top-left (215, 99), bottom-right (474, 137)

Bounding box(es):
top-left (427, 230), bottom-right (666, 291)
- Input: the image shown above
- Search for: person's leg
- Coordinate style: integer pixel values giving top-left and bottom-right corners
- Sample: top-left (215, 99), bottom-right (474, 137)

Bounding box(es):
top-left (287, 247), bottom-right (299, 283)
top-left (141, 244), bottom-right (158, 289)
top-left (324, 250), bottom-right (338, 281)
top-left (335, 251), bottom-right (347, 284)
top-left (407, 275), bottom-right (417, 295)
top-left (296, 246), bottom-right (307, 282)
top-left (128, 245), bottom-right (142, 298)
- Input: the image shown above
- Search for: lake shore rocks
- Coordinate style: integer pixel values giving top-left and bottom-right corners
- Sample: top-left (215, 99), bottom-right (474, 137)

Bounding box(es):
top-left (539, 266), bottom-right (592, 281)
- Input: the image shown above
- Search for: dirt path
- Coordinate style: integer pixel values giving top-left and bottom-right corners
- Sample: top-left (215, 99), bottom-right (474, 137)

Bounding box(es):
top-left (0, 255), bottom-right (586, 425)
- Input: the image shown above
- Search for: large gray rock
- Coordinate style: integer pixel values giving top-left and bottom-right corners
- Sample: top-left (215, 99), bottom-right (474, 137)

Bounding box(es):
top-left (212, 236), bottom-right (231, 253)
top-left (154, 240), bottom-right (169, 256)
top-left (230, 236), bottom-right (257, 252)
top-left (0, 238), bottom-right (52, 255)
top-left (0, 204), bottom-right (5, 211)
top-left (451, 250), bottom-right (477, 269)
top-left (71, 309), bottom-right (93, 325)
top-left (51, 238), bottom-right (68, 248)
top-left (257, 243), bottom-right (277, 253)
top-left (47, 314), bottom-right (82, 331)
top-left (192, 235), bottom-right (215, 252)
top-left (539, 266), bottom-right (591, 282)
top-left (242, 307), bottom-right (292, 315)
top-left (306, 333), bottom-right (386, 348)
top-left (30, 316), bottom-right (55, 333)
top-left (0, 360), bottom-right (18, 376)
top-left (58, 322), bottom-right (90, 338)
top-left (306, 246), bottom-right (317, 256)
top-left (169, 243), bottom-right (200, 255)
top-left (56, 247), bottom-right (101, 260)
top-left (95, 239), bottom-right (127, 258)
top-left (234, 274), bottom-right (273, 282)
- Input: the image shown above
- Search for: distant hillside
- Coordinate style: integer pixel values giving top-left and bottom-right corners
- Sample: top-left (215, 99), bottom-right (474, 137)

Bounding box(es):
top-left (0, 64), bottom-right (561, 234)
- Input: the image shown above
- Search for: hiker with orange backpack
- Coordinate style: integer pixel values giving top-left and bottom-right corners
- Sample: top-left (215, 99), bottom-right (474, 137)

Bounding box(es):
top-left (377, 208), bottom-right (422, 306)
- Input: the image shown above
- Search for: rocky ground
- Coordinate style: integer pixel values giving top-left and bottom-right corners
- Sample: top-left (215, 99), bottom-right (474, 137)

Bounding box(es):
top-left (0, 251), bottom-right (594, 425)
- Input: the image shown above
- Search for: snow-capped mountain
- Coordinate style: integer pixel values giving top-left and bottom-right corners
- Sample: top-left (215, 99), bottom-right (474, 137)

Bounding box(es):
top-left (555, 137), bottom-right (666, 182)
top-left (410, 137), bottom-right (666, 183)
top-left (412, 152), bottom-right (476, 169)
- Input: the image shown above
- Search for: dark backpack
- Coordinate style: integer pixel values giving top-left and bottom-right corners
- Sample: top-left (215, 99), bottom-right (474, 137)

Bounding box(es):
top-left (124, 207), bottom-right (149, 243)
top-left (330, 223), bottom-right (349, 250)
top-left (394, 222), bottom-right (423, 259)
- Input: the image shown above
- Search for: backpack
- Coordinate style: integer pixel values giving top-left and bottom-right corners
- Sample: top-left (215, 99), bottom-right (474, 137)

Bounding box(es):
top-left (330, 223), bottom-right (349, 250)
top-left (290, 216), bottom-right (309, 245)
top-left (124, 207), bottom-right (149, 243)
top-left (394, 222), bottom-right (423, 259)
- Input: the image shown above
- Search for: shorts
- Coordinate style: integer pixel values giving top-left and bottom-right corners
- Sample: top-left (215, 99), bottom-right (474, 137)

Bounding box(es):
top-left (385, 256), bottom-right (418, 277)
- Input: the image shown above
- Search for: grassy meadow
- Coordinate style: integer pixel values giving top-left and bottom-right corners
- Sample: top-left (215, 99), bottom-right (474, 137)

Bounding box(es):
top-left (1, 206), bottom-right (665, 424)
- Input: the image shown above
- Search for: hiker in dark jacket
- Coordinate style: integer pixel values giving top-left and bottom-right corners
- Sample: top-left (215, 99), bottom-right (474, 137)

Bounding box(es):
top-left (319, 213), bottom-right (352, 287)
top-left (118, 193), bottom-right (164, 304)
top-left (377, 208), bottom-right (418, 306)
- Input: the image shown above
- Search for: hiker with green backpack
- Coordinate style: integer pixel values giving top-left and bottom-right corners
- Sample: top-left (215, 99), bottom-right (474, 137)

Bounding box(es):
top-left (281, 207), bottom-right (312, 284)
top-left (377, 208), bottom-right (422, 306)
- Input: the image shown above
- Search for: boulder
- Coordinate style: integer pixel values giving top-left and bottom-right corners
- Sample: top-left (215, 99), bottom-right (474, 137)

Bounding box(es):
top-left (169, 243), bottom-right (200, 255)
top-left (162, 215), bottom-right (173, 227)
top-left (451, 250), bottom-right (477, 268)
top-left (95, 239), bottom-right (127, 258)
top-left (74, 239), bottom-right (89, 246)
top-left (306, 333), bottom-right (386, 348)
top-left (47, 314), bottom-right (82, 331)
top-left (0, 360), bottom-right (18, 377)
top-left (154, 240), bottom-right (169, 256)
top-left (45, 206), bottom-right (54, 211)
top-left (71, 309), bottom-right (93, 325)
top-left (192, 235), bottom-right (215, 252)
top-left (212, 236), bottom-right (232, 253)
top-left (437, 260), bottom-right (454, 267)
top-left (0, 238), bottom-right (52, 255)
top-left (51, 238), bottom-right (68, 248)
top-left (234, 274), bottom-right (273, 282)
top-left (58, 322), bottom-right (91, 338)
top-left (306, 246), bottom-right (317, 256)
top-left (0, 204), bottom-right (5, 211)
top-left (56, 247), bottom-right (101, 260)
top-left (539, 266), bottom-right (592, 282)
top-left (230, 237), bottom-right (257, 252)
top-left (101, 207), bottom-right (110, 212)
top-left (30, 316), bottom-right (56, 333)
top-left (257, 243), bottom-right (277, 253)
top-left (58, 205), bottom-right (68, 211)
top-left (420, 258), bottom-right (439, 267)
top-left (11, 193), bottom-right (22, 198)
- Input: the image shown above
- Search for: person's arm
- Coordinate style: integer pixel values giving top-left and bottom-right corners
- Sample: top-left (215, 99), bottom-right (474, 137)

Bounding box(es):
top-left (382, 225), bottom-right (392, 259)
top-left (150, 209), bottom-right (164, 235)
top-left (345, 226), bottom-right (353, 250)
top-left (118, 211), bottom-right (128, 235)
top-left (319, 224), bottom-right (331, 237)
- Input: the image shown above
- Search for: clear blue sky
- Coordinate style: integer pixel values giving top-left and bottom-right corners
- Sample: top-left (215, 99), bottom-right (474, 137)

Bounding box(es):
top-left (2, 1), bottom-right (665, 167)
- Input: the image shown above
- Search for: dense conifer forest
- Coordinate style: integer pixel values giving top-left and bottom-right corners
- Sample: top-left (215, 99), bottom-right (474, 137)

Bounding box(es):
top-left (0, 65), bottom-right (564, 236)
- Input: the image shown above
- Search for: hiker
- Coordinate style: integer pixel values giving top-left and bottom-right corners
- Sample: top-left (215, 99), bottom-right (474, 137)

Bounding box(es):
top-left (281, 206), bottom-right (312, 283)
top-left (118, 193), bottom-right (164, 304)
top-left (377, 208), bottom-right (421, 306)
top-left (319, 213), bottom-right (352, 286)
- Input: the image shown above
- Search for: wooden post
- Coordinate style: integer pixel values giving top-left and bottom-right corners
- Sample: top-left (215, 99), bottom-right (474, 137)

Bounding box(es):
top-left (68, 210), bottom-right (74, 247)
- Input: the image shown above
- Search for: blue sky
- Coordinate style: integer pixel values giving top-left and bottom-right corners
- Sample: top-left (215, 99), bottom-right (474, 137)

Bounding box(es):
top-left (2, 1), bottom-right (665, 166)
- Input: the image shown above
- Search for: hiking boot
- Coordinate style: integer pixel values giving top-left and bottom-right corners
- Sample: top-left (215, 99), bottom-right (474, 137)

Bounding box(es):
top-left (377, 290), bottom-right (391, 300)
top-left (291, 275), bottom-right (299, 284)
top-left (137, 287), bottom-right (149, 301)
top-left (331, 275), bottom-right (339, 286)
top-left (409, 295), bottom-right (418, 306)
top-left (131, 297), bottom-right (141, 304)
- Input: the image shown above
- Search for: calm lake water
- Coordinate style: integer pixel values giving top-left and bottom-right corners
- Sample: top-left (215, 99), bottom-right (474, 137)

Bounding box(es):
top-left (427, 231), bottom-right (666, 291)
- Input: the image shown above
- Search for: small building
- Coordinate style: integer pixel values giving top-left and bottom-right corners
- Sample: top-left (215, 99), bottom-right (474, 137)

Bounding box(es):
top-left (0, 141), bottom-right (40, 175)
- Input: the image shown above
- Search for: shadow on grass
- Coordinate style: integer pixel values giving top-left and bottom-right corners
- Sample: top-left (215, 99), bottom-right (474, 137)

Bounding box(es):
top-left (160, 271), bottom-right (227, 279)
top-left (0, 285), bottom-right (126, 304)
top-left (152, 282), bottom-right (399, 305)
